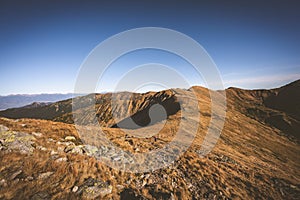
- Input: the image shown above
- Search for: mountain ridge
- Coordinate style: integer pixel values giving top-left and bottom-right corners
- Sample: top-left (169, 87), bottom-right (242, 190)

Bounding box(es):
top-left (0, 80), bottom-right (298, 141)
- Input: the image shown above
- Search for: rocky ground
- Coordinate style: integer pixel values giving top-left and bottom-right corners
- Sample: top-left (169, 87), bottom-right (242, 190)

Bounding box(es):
top-left (0, 116), bottom-right (299, 199)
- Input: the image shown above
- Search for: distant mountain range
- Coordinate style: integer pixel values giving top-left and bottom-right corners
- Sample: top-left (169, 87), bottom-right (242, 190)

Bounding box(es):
top-left (0, 93), bottom-right (81, 110)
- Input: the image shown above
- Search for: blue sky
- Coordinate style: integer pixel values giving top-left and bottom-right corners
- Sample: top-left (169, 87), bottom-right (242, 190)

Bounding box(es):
top-left (0, 0), bottom-right (300, 95)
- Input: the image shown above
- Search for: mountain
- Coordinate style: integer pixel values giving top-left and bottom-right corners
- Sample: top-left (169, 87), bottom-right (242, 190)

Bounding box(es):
top-left (0, 93), bottom-right (81, 110)
top-left (1, 80), bottom-right (299, 141)
top-left (0, 80), bottom-right (299, 199)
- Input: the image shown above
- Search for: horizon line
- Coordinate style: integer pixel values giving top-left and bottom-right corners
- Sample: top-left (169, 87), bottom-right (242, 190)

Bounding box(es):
top-left (0, 79), bottom-right (298, 96)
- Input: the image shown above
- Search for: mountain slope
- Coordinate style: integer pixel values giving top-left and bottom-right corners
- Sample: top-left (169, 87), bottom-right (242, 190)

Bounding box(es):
top-left (226, 79), bottom-right (300, 141)
top-left (0, 78), bottom-right (299, 199)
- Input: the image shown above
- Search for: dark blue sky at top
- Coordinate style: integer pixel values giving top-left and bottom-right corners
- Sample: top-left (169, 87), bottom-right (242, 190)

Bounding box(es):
top-left (0, 0), bottom-right (300, 94)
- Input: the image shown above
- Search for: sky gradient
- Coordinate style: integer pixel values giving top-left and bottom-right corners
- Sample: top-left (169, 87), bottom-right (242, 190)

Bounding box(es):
top-left (0, 0), bottom-right (300, 95)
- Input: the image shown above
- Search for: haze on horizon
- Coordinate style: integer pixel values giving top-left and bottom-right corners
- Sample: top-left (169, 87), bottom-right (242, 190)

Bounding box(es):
top-left (0, 0), bottom-right (300, 95)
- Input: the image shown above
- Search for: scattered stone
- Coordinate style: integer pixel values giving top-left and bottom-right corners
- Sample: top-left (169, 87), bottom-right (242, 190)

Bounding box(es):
top-left (141, 180), bottom-right (147, 187)
top-left (38, 172), bottom-right (54, 180)
top-left (212, 154), bottom-right (238, 165)
top-left (134, 147), bottom-right (140, 152)
top-left (50, 150), bottom-right (58, 155)
top-left (82, 185), bottom-right (112, 199)
top-left (25, 176), bottom-right (34, 181)
top-left (32, 132), bottom-right (42, 137)
top-left (0, 179), bottom-right (7, 187)
top-left (13, 178), bottom-right (19, 184)
top-left (64, 145), bottom-right (84, 154)
top-left (55, 157), bottom-right (68, 162)
top-left (64, 136), bottom-right (76, 142)
top-left (116, 184), bottom-right (124, 191)
top-left (72, 186), bottom-right (79, 193)
top-left (77, 177), bottom-right (112, 199)
top-left (73, 145), bottom-right (84, 154)
top-left (170, 193), bottom-right (175, 200)
top-left (147, 177), bottom-right (154, 185)
top-left (0, 125), bottom-right (9, 132)
top-left (83, 145), bottom-right (98, 156)
top-left (112, 155), bottom-right (121, 161)
top-left (290, 184), bottom-right (297, 189)
top-left (56, 146), bottom-right (64, 152)
top-left (37, 146), bottom-right (47, 151)
top-left (10, 170), bottom-right (22, 180)
top-left (48, 138), bottom-right (55, 142)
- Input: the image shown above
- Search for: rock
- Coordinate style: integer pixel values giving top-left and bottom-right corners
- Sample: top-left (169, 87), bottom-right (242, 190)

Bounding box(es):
top-left (83, 145), bottom-right (98, 156)
top-left (144, 174), bottom-right (150, 179)
top-left (0, 125), bottom-right (9, 132)
top-left (57, 146), bottom-right (64, 152)
top-left (48, 138), bottom-right (55, 142)
top-left (0, 140), bottom-right (6, 151)
top-left (147, 177), bottom-right (154, 185)
top-left (64, 145), bottom-right (84, 154)
top-left (72, 186), bottom-right (79, 193)
top-left (134, 147), bottom-right (140, 152)
top-left (83, 185), bottom-right (112, 199)
top-left (13, 178), bottom-right (19, 184)
top-left (64, 136), bottom-right (76, 141)
top-left (170, 193), bottom-right (175, 200)
top-left (32, 132), bottom-right (42, 137)
top-left (116, 184), bottom-right (124, 191)
top-left (25, 176), bottom-right (34, 181)
top-left (212, 154), bottom-right (238, 164)
top-left (10, 170), bottom-right (22, 180)
top-left (141, 180), bottom-right (147, 187)
top-left (0, 179), bottom-right (7, 187)
top-left (290, 184), bottom-right (297, 189)
top-left (0, 130), bottom-right (35, 154)
top-left (37, 146), bottom-right (47, 151)
top-left (112, 155), bottom-right (121, 161)
top-left (78, 177), bottom-right (113, 199)
top-left (73, 145), bottom-right (84, 154)
top-left (50, 150), bottom-right (58, 155)
top-left (64, 145), bottom-right (74, 153)
top-left (55, 157), bottom-right (68, 162)
top-left (38, 172), bottom-right (54, 180)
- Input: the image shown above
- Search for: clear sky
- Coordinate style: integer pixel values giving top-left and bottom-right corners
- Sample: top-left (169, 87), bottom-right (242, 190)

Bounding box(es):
top-left (0, 0), bottom-right (300, 95)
